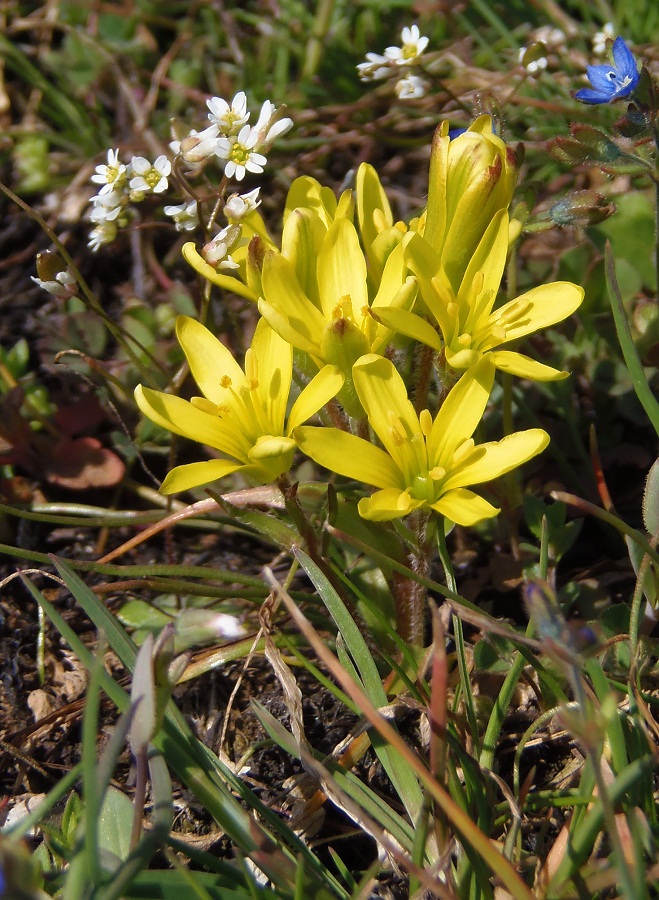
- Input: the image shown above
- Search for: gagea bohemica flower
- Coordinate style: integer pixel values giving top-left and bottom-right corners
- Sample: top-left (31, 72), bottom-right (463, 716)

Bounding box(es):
top-left (258, 216), bottom-right (416, 415)
top-left (574, 36), bottom-right (639, 104)
top-left (135, 316), bottom-right (343, 493)
top-left (295, 355), bottom-right (549, 525)
top-left (421, 116), bottom-right (518, 295)
top-left (399, 209), bottom-right (585, 380)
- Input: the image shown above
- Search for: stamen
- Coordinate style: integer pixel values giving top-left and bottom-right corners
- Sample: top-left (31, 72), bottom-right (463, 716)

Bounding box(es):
top-left (220, 375), bottom-right (232, 388)
top-left (419, 409), bottom-right (433, 436)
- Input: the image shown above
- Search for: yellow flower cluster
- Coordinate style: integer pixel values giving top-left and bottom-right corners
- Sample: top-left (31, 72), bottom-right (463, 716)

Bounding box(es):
top-left (136, 116), bottom-right (584, 527)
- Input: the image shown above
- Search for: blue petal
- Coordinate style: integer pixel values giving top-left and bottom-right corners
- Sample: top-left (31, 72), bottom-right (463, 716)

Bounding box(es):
top-left (585, 64), bottom-right (617, 93)
top-left (574, 87), bottom-right (610, 104)
top-left (612, 36), bottom-right (637, 81)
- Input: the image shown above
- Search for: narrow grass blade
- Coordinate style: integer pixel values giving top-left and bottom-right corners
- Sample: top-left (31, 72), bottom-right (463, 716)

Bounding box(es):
top-left (606, 242), bottom-right (659, 436)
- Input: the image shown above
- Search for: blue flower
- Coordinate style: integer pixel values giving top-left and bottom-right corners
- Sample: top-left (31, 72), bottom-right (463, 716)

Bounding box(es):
top-left (574, 36), bottom-right (639, 104)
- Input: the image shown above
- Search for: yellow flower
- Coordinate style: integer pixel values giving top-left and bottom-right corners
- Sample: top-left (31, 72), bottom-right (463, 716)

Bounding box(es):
top-left (258, 216), bottom-right (416, 416)
top-left (181, 175), bottom-right (353, 302)
top-left (423, 115), bottom-right (518, 294)
top-left (295, 354), bottom-right (549, 525)
top-left (380, 209), bottom-right (584, 380)
top-left (135, 316), bottom-right (343, 493)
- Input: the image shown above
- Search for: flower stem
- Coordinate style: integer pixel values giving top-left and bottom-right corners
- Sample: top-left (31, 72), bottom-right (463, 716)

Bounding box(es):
top-left (394, 510), bottom-right (435, 646)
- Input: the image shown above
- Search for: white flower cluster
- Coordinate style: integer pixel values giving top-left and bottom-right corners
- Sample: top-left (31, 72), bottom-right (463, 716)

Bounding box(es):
top-left (85, 91), bottom-right (289, 252)
top-left (87, 150), bottom-right (172, 251)
top-left (199, 187), bottom-right (261, 271)
top-left (357, 25), bottom-right (430, 99)
top-left (31, 268), bottom-right (78, 300)
top-left (593, 23), bottom-right (615, 56)
top-left (518, 26), bottom-right (565, 75)
top-left (171, 91), bottom-right (293, 182)
top-left (518, 46), bottom-right (548, 75)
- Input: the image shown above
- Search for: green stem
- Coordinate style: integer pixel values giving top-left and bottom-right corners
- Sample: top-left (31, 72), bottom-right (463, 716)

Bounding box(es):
top-left (303, 0), bottom-right (336, 80)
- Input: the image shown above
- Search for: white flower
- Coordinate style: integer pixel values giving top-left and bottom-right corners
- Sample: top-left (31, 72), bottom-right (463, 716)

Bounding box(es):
top-left (384, 25), bottom-right (429, 66)
top-left (202, 224), bottom-right (244, 270)
top-left (88, 221), bottom-right (118, 252)
top-left (395, 73), bottom-right (429, 99)
top-left (164, 200), bottom-right (199, 232)
top-left (169, 124), bottom-right (220, 166)
top-left (224, 187), bottom-right (261, 220)
top-left (215, 125), bottom-right (267, 181)
top-left (593, 22), bottom-right (615, 55)
top-left (357, 52), bottom-right (390, 81)
top-left (128, 155), bottom-right (171, 194)
top-left (518, 47), bottom-right (548, 74)
top-left (31, 269), bottom-right (77, 299)
top-left (207, 91), bottom-right (250, 134)
top-left (252, 100), bottom-right (293, 148)
top-left (532, 26), bottom-right (565, 47)
top-left (89, 189), bottom-right (128, 223)
top-left (91, 148), bottom-right (127, 194)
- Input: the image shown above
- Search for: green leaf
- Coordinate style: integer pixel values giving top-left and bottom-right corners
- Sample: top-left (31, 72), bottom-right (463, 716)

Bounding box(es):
top-left (643, 458), bottom-right (659, 536)
top-left (294, 549), bottom-right (426, 829)
top-left (98, 786), bottom-right (134, 864)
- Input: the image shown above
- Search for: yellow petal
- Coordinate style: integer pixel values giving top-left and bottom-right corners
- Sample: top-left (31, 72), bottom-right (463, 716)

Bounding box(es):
top-left (160, 459), bottom-right (245, 494)
top-left (442, 429), bottom-right (549, 491)
top-left (258, 299), bottom-right (321, 360)
top-left (318, 218), bottom-right (368, 320)
top-left (249, 318), bottom-right (293, 433)
top-left (491, 351), bottom-right (569, 381)
top-left (284, 176), bottom-right (337, 229)
top-left (182, 243), bottom-right (258, 301)
top-left (135, 385), bottom-right (247, 461)
top-left (424, 121), bottom-right (450, 251)
top-left (491, 282), bottom-right (585, 341)
top-left (287, 365), bottom-right (344, 432)
top-left (281, 208), bottom-right (326, 307)
top-left (176, 316), bottom-right (245, 406)
top-left (457, 209), bottom-right (508, 311)
top-left (371, 307), bottom-right (442, 351)
top-left (428, 358), bottom-right (494, 466)
top-left (431, 488), bottom-right (500, 526)
top-left (357, 163), bottom-right (393, 253)
top-left (260, 253), bottom-right (326, 353)
top-left (294, 426), bottom-right (402, 489)
top-left (358, 487), bottom-right (425, 521)
top-left (352, 354), bottom-right (422, 473)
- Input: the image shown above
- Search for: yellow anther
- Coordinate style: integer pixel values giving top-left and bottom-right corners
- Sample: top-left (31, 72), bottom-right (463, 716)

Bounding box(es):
top-left (397, 491), bottom-right (412, 511)
top-left (458, 333), bottom-right (472, 347)
top-left (419, 409), bottom-right (433, 436)
top-left (220, 375), bottom-right (232, 388)
top-left (387, 410), bottom-right (408, 440)
top-left (429, 466), bottom-right (446, 481)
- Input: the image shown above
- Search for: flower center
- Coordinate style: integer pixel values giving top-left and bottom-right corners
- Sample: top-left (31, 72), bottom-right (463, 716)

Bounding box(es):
top-left (144, 169), bottom-right (161, 188)
top-left (230, 143), bottom-right (250, 164)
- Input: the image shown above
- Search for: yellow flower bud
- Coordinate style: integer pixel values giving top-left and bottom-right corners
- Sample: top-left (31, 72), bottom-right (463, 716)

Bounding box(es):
top-left (424, 115), bottom-right (518, 293)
